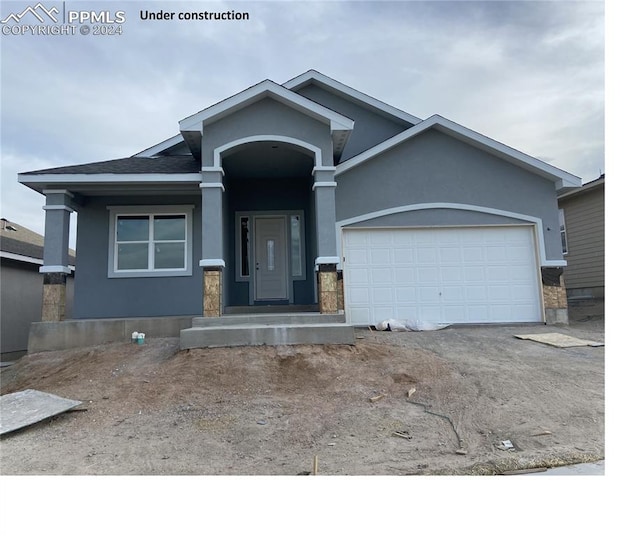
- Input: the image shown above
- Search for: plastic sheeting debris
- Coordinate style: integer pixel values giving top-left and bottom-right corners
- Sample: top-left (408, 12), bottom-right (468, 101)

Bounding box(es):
top-left (375, 319), bottom-right (450, 332)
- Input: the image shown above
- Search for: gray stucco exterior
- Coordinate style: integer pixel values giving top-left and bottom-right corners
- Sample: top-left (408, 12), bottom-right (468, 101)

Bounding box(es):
top-left (203, 98), bottom-right (334, 167)
top-left (18, 70), bottom-right (581, 323)
top-left (73, 195), bottom-right (203, 319)
top-left (336, 129), bottom-right (564, 261)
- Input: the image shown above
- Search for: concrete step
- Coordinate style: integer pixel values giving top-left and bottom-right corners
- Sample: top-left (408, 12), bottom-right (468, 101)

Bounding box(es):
top-left (191, 313), bottom-right (345, 328)
top-left (180, 323), bottom-right (355, 349)
top-left (225, 305), bottom-right (319, 314)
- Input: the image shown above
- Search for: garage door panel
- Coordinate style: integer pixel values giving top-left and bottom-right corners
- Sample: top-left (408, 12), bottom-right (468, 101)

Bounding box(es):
top-left (396, 287), bottom-right (418, 302)
top-left (417, 267), bottom-right (438, 282)
top-left (396, 306), bottom-right (419, 319)
top-left (465, 286), bottom-right (488, 301)
top-left (417, 247), bottom-right (438, 263)
top-left (393, 248), bottom-right (414, 263)
top-left (439, 247), bottom-right (463, 262)
top-left (442, 305), bottom-right (467, 322)
top-left (394, 267), bottom-right (415, 283)
top-left (464, 266), bottom-right (486, 281)
top-left (372, 287), bottom-right (393, 304)
top-left (370, 249), bottom-right (391, 264)
top-left (441, 266), bottom-right (463, 283)
top-left (346, 268), bottom-right (370, 285)
top-left (442, 286), bottom-right (465, 301)
top-left (463, 246), bottom-right (485, 262)
top-left (348, 287), bottom-right (370, 305)
top-left (349, 308), bottom-right (373, 325)
top-left (419, 287), bottom-right (440, 301)
top-left (372, 305), bottom-right (395, 321)
top-left (488, 286), bottom-right (511, 300)
top-left (343, 227), bottom-right (541, 325)
top-left (371, 268), bottom-right (392, 283)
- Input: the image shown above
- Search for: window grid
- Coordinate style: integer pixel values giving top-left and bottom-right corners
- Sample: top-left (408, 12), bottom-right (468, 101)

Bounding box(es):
top-left (115, 214), bottom-right (187, 272)
top-left (107, 205), bottom-right (193, 278)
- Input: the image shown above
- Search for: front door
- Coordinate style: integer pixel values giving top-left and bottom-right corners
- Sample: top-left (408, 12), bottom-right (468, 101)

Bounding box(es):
top-left (254, 216), bottom-right (288, 301)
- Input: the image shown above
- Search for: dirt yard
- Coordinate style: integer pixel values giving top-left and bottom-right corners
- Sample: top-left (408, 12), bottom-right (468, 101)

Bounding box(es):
top-left (0, 306), bottom-right (604, 476)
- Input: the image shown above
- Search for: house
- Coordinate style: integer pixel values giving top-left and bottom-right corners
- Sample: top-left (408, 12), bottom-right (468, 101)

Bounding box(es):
top-left (557, 174), bottom-right (604, 302)
top-left (17, 70), bottom-right (582, 349)
top-left (0, 218), bottom-right (74, 358)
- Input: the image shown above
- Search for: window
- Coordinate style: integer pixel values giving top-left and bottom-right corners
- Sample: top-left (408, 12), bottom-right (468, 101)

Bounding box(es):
top-left (240, 216), bottom-right (250, 277)
top-left (290, 214), bottom-right (303, 277)
top-left (108, 206), bottom-right (193, 278)
top-left (558, 208), bottom-right (568, 255)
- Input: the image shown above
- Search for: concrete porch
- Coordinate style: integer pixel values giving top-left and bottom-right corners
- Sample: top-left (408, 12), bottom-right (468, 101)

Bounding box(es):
top-left (180, 312), bottom-right (354, 349)
top-left (26, 312), bottom-right (354, 353)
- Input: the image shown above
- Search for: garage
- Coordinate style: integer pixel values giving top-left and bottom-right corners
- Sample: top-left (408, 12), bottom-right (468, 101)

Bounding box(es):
top-left (342, 226), bottom-right (542, 325)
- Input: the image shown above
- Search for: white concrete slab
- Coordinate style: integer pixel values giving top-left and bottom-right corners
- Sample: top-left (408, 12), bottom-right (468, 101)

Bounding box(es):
top-left (0, 389), bottom-right (82, 435)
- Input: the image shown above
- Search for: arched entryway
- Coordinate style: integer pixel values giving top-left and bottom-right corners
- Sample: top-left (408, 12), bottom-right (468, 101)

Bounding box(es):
top-left (219, 138), bottom-right (318, 308)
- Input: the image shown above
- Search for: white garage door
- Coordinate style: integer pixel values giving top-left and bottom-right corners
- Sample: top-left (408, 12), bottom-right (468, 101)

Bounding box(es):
top-left (343, 226), bottom-right (542, 325)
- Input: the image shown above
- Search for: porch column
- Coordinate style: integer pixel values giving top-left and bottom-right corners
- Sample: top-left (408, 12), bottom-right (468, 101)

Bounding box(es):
top-left (541, 267), bottom-right (569, 324)
top-left (40, 190), bottom-right (74, 322)
top-left (200, 168), bottom-right (225, 317)
top-left (313, 166), bottom-right (339, 314)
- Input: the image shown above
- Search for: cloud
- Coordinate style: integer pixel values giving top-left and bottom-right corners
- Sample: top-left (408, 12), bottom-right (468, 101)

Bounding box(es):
top-left (1, 0), bottom-right (605, 248)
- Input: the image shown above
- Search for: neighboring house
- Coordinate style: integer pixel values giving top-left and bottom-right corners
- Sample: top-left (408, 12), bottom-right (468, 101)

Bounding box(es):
top-left (17, 70), bottom-right (582, 340)
top-left (557, 174), bottom-right (604, 301)
top-left (0, 218), bottom-right (74, 357)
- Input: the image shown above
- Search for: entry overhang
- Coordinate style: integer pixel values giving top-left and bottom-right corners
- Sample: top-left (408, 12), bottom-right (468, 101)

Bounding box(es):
top-left (178, 80), bottom-right (354, 160)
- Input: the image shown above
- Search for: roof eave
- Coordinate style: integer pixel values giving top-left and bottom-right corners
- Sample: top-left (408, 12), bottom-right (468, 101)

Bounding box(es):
top-left (178, 80), bottom-right (354, 134)
top-left (18, 173), bottom-right (202, 195)
top-left (336, 115), bottom-right (583, 189)
top-left (283, 69), bottom-right (421, 126)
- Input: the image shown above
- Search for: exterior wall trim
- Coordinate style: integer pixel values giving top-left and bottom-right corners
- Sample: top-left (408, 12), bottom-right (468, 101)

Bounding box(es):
top-left (283, 70), bottom-right (421, 126)
top-left (199, 182), bottom-right (225, 191)
top-left (312, 181), bottom-right (337, 191)
top-left (213, 135), bottom-right (322, 168)
top-left (199, 259), bottom-right (226, 268)
top-left (133, 134), bottom-right (185, 157)
top-left (315, 256), bottom-right (340, 266)
top-left (40, 265), bottom-right (72, 274)
top-left (106, 204), bottom-right (195, 278)
top-left (335, 202), bottom-right (566, 269)
top-left (42, 205), bottom-right (74, 212)
top-left (179, 80), bottom-right (354, 133)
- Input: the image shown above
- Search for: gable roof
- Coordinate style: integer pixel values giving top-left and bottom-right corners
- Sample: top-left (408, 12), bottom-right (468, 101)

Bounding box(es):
top-left (284, 70), bottom-right (421, 127)
top-left (336, 114), bottom-right (582, 190)
top-left (558, 173), bottom-right (604, 200)
top-left (178, 79), bottom-right (354, 160)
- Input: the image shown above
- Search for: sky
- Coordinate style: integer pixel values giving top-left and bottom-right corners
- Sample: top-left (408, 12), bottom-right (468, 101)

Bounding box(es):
top-left (0, 0), bottom-right (607, 248)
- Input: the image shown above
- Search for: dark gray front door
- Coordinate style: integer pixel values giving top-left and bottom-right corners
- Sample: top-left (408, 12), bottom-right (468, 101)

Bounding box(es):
top-left (254, 216), bottom-right (288, 300)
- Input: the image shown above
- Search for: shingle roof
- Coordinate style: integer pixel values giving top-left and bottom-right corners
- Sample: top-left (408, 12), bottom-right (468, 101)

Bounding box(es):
top-left (1, 220), bottom-right (75, 263)
top-left (0, 234), bottom-right (45, 260)
top-left (21, 155), bottom-right (200, 175)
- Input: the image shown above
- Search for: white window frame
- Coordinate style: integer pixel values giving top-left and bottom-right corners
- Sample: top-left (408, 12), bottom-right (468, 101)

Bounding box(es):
top-left (559, 208), bottom-right (568, 255)
top-left (107, 205), bottom-right (194, 278)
